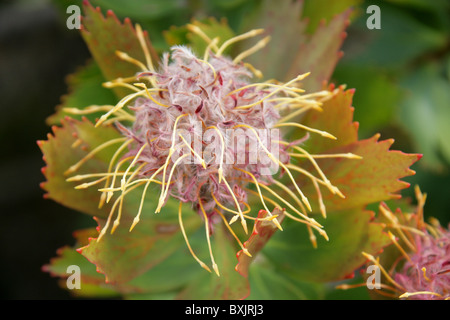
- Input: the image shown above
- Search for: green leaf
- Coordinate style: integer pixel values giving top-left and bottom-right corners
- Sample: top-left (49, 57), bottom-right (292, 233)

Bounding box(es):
top-left (397, 62), bottom-right (450, 171)
top-left (89, 0), bottom-right (187, 20)
top-left (81, 1), bottom-right (159, 98)
top-left (342, 5), bottom-right (447, 70)
top-left (46, 61), bottom-right (117, 125)
top-left (176, 224), bottom-right (250, 300)
top-left (38, 117), bottom-right (123, 218)
top-left (262, 207), bottom-right (390, 283)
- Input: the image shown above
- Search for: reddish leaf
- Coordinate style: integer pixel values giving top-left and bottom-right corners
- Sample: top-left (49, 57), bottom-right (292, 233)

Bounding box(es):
top-left (236, 208), bottom-right (285, 278)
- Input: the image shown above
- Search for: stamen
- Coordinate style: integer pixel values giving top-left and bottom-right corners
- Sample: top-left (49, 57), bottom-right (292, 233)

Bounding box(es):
top-left (178, 202), bottom-right (212, 273)
top-left (280, 141), bottom-right (341, 196)
top-left (379, 205), bottom-right (417, 253)
top-left (362, 252), bottom-right (406, 292)
top-left (312, 179), bottom-right (327, 218)
top-left (156, 114), bottom-right (188, 213)
top-left (206, 126), bottom-right (225, 183)
top-left (249, 179), bottom-right (325, 237)
top-left (178, 134), bottom-right (206, 169)
top-left (97, 180), bottom-right (146, 242)
top-left (234, 124), bottom-right (312, 211)
top-left (158, 153), bottom-right (190, 211)
top-left (115, 50), bottom-right (147, 71)
top-left (71, 138), bottom-right (82, 148)
top-left (96, 90), bottom-right (147, 127)
top-left (215, 209), bottom-right (252, 257)
top-left (135, 24), bottom-right (156, 73)
top-left (100, 139), bottom-right (134, 206)
top-left (203, 37), bottom-right (220, 61)
top-left (277, 104), bottom-right (319, 123)
top-left (227, 83), bottom-right (304, 97)
top-left (134, 83), bottom-right (170, 108)
top-left (288, 153), bottom-right (362, 160)
top-left (221, 175), bottom-right (248, 235)
top-left (388, 231), bottom-right (412, 263)
top-left (64, 137), bottom-right (127, 175)
top-left (63, 105), bottom-right (134, 120)
top-left (112, 162), bottom-right (147, 234)
top-left (271, 179), bottom-right (317, 248)
top-left (120, 143), bottom-right (148, 191)
top-left (422, 267), bottom-right (431, 282)
top-left (198, 197), bottom-right (220, 277)
top-left (216, 28), bottom-right (265, 56)
top-left (103, 81), bottom-right (142, 93)
top-left (74, 176), bottom-right (109, 189)
top-left (274, 122), bottom-right (336, 140)
top-left (233, 36), bottom-right (271, 64)
top-left (285, 163), bottom-right (342, 198)
top-left (234, 167), bottom-right (282, 230)
top-left (233, 73), bottom-right (310, 110)
top-left (399, 291), bottom-right (442, 299)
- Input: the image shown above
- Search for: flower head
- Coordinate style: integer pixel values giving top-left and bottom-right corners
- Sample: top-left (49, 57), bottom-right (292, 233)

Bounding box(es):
top-left (64, 24), bottom-right (357, 275)
top-left (361, 186), bottom-right (450, 300)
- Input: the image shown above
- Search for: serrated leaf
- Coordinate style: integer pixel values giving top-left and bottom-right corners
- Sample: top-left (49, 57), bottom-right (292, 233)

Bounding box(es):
top-left (302, 0), bottom-right (361, 33)
top-left (81, 0), bottom-right (159, 98)
top-left (79, 196), bottom-right (202, 286)
top-left (42, 228), bottom-right (119, 298)
top-left (38, 117), bottom-right (122, 218)
top-left (296, 88), bottom-right (421, 213)
top-left (239, 0), bottom-right (350, 91)
top-left (262, 207), bottom-right (390, 282)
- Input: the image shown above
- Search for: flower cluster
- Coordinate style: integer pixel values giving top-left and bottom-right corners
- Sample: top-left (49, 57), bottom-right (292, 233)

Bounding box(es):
top-left (362, 187), bottom-right (450, 300)
top-left (65, 24), bottom-right (357, 275)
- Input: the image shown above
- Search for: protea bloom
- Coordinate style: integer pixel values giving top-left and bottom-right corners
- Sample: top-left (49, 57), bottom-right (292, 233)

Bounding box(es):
top-left (64, 24), bottom-right (360, 276)
top-left (362, 186), bottom-right (450, 300)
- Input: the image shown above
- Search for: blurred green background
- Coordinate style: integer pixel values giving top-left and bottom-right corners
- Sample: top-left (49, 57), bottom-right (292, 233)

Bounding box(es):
top-left (0, 0), bottom-right (448, 299)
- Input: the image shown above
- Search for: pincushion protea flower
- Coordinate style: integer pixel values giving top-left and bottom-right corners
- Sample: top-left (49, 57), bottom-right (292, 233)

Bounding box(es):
top-left (63, 23), bottom-right (360, 276)
top-left (359, 186), bottom-right (450, 300)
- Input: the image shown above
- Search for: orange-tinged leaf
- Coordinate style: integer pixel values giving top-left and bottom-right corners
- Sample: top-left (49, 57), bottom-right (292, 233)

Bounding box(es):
top-left (38, 117), bottom-right (121, 218)
top-left (296, 88), bottom-right (422, 213)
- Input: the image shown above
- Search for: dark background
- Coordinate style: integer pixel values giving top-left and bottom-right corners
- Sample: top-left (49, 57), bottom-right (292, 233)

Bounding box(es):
top-left (1, 0), bottom-right (449, 299)
top-left (0, 0), bottom-right (92, 299)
